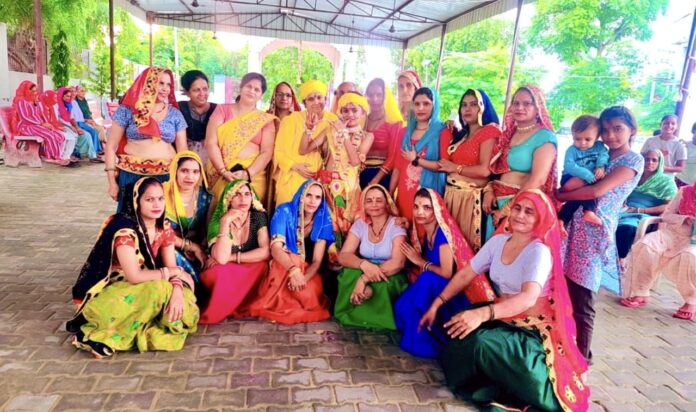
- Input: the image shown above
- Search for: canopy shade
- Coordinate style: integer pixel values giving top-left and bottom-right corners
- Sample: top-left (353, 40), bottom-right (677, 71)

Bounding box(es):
top-left (117, 0), bottom-right (521, 48)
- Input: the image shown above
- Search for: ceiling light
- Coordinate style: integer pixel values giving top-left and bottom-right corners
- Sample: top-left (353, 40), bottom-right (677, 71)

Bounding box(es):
top-left (191, 0), bottom-right (199, 7)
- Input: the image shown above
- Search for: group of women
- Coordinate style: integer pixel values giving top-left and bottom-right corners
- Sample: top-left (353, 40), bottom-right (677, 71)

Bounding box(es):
top-left (58, 63), bottom-right (696, 412)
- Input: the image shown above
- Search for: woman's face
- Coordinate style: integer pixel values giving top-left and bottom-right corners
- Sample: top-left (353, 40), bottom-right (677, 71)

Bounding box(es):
top-left (366, 83), bottom-right (384, 112)
top-left (460, 94), bottom-right (480, 126)
top-left (156, 72), bottom-right (172, 103)
top-left (62, 90), bottom-right (72, 102)
top-left (186, 78), bottom-right (209, 108)
top-left (413, 94), bottom-right (433, 123)
top-left (229, 184), bottom-right (253, 212)
top-left (398, 77), bottom-right (416, 104)
top-left (363, 188), bottom-right (388, 218)
top-left (240, 78), bottom-right (264, 106)
top-left (643, 151), bottom-right (660, 174)
top-left (660, 116), bottom-right (678, 137)
top-left (413, 195), bottom-right (436, 225)
top-left (274, 83), bottom-right (293, 111)
top-left (340, 102), bottom-right (363, 127)
top-left (601, 118), bottom-right (634, 150)
top-left (510, 198), bottom-right (538, 235)
top-left (138, 183), bottom-right (165, 221)
top-left (176, 159), bottom-right (201, 191)
top-left (28, 85), bottom-right (38, 101)
top-left (303, 184), bottom-right (324, 215)
top-left (304, 92), bottom-right (326, 115)
top-left (510, 89), bottom-right (538, 125)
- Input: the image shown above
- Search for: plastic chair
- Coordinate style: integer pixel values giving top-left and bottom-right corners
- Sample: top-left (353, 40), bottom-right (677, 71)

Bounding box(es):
top-left (0, 106), bottom-right (43, 168)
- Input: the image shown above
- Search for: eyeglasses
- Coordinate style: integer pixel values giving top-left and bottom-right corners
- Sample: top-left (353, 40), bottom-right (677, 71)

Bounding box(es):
top-left (275, 92), bottom-right (292, 99)
top-left (511, 101), bottom-right (535, 109)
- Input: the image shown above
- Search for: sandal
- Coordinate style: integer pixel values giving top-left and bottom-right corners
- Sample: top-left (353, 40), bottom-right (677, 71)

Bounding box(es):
top-left (71, 331), bottom-right (114, 359)
top-left (672, 306), bottom-right (695, 321)
top-left (619, 296), bottom-right (649, 308)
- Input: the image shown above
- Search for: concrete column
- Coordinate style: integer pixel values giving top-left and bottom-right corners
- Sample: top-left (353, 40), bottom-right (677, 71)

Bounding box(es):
top-left (0, 23), bottom-right (9, 101)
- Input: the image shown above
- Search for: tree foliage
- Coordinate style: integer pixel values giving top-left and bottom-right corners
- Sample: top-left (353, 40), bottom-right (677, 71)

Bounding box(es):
top-left (261, 47), bottom-right (334, 102)
top-left (48, 30), bottom-right (71, 87)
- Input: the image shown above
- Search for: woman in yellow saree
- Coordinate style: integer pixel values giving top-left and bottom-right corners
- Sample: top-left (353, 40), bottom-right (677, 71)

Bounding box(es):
top-left (205, 72), bottom-right (276, 207)
top-left (272, 79), bottom-right (338, 206)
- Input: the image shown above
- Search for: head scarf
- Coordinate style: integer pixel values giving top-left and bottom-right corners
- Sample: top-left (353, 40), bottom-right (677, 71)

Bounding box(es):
top-left (267, 81), bottom-right (301, 116)
top-left (270, 180), bottom-right (334, 259)
top-left (634, 150), bottom-right (678, 201)
top-left (57, 87), bottom-right (74, 122)
top-left (163, 151), bottom-right (210, 233)
top-left (337, 92), bottom-right (370, 116)
top-left (410, 188), bottom-right (495, 302)
top-left (366, 78), bottom-right (404, 126)
top-left (500, 190), bottom-right (589, 411)
top-left (71, 177), bottom-right (162, 302)
top-left (401, 87), bottom-right (446, 194)
top-left (398, 70), bottom-right (423, 91)
top-left (39, 90), bottom-right (61, 127)
top-left (207, 179), bottom-right (265, 244)
top-left (299, 80), bottom-right (328, 101)
top-left (359, 184), bottom-right (399, 223)
top-left (12, 81), bottom-right (37, 108)
top-left (120, 67), bottom-right (179, 140)
top-left (452, 89), bottom-right (500, 145)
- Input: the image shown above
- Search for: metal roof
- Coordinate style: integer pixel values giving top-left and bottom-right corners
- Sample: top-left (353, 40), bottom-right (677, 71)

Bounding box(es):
top-left (117, 0), bottom-right (520, 48)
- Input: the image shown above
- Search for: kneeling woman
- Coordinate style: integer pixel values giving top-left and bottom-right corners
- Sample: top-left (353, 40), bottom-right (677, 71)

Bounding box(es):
top-left (249, 180), bottom-right (334, 324)
top-left (67, 178), bottom-right (198, 358)
top-left (395, 188), bottom-right (493, 358)
top-left (421, 190), bottom-right (589, 411)
top-left (199, 180), bottom-right (270, 324)
top-left (334, 184), bottom-right (408, 330)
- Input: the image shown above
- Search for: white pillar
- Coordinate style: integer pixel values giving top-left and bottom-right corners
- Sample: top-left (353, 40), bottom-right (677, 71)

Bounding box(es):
top-left (0, 23), bottom-right (10, 101)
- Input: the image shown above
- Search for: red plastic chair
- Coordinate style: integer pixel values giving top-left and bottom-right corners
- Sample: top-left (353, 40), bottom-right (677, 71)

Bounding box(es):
top-left (0, 106), bottom-right (43, 168)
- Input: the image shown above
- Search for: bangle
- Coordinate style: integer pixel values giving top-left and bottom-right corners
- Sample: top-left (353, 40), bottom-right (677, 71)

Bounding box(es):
top-left (411, 155), bottom-right (419, 167)
top-left (488, 304), bottom-right (496, 321)
top-left (304, 128), bottom-right (314, 135)
top-left (438, 294), bottom-right (448, 304)
top-left (218, 166), bottom-right (227, 174)
top-left (217, 232), bottom-right (230, 238)
top-left (422, 261), bottom-right (432, 272)
top-left (236, 251), bottom-right (241, 264)
top-left (104, 167), bottom-right (116, 172)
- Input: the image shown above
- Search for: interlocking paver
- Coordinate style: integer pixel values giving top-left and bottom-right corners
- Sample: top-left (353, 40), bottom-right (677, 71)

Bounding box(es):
top-left (3, 161), bottom-right (696, 412)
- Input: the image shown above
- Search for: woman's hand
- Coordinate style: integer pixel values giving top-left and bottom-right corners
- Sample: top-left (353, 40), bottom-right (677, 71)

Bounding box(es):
top-left (287, 267), bottom-right (306, 291)
top-left (229, 170), bottom-right (248, 181)
top-left (402, 147), bottom-right (417, 162)
top-left (221, 208), bottom-right (246, 228)
top-left (165, 286), bottom-right (185, 322)
top-left (443, 307), bottom-right (487, 339)
top-left (438, 159), bottom-right (458, 174)
top-left (107, 181), bottom-right (119, 201)
top-left (400, 242), bottom-right (424, 267)
top-left (204, 257), bottom-right (219, 270)
top-left (186, 242), bottom-right (207, 265)
top-left (220, 170), bottom-right (235, 182)
top-left (482, 190), bottom-right (496, 214)
top-left (394, 217), bottom-right (410, 229)
top-left (305, 111), bottom-right (321, 131)
top-left (418, 303), bottom-right (439, 332)
top-left (360, 260), bottom-right (388, 282)
top-left (349, 277), bottom-right (372, 305)
top-left (292, 163), bottom-right (315, 179)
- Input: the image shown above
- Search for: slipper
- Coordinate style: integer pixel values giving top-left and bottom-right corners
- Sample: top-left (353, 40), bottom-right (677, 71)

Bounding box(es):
top-left (89, 157), bottom-right (105, 163)
top-left (64, 161), bottom-right (80, 168)
top-left (672, 308), bottom-right (695, 320)
top-left (619, 297), bottom-right (649, 308)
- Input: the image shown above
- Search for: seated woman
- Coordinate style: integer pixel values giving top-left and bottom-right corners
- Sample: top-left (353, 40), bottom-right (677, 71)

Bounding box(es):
top-left (395, 188), bottom-right (493, 358)
top-left (38, 90), bottom-right (79, 164)
top-left (60, 86), bottom-right (103, 156)
top-left (54, 87), bottom-right (98, 162)
top-left (421, 190), bottom-right (589, 411)
top-left (66, 177), bottom-right (198, 358)
top-left (162, 151), bottom-right (212, 281)
top-left (621, 184), bottom-right (696, 320)
top-left (616, 150), bottom-right (677, 261)
top-left (205, 72), bottom-right (276, 207)
top-left (334, 184), bottom-right (408, 330)
top-left (249, 180), bottom-right (334, 324)
top-left (199, 180), bottom-right (270, 324)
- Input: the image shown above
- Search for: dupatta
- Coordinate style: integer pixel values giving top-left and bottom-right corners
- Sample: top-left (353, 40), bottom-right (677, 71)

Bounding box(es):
top-left (120, 67), bottom-right (179, 140)
top-left (498, 190), bottom-right (590, 412)
top-left (634, 150), bottom-right (678, 201)
top-left (401, 88), bottom-right (447, 194)
top-left (270, 180), bottom-right (334, 261)
top-left (39, 90), bottom-right (63, 128)
top-left (12, 81), bottom-right (37, 108)
top-left (57, 87), bottom-right (74, 122)
top-left (358, 184), bottom-right (399, 223)
top-left (450, 88), bottom-right (499, 148)
top-left (207, 179), bottom-right (265, 244)
top-left (163, 151), bottom-right (210, 235)
top-left (267, 82), bottom-right (301, 115)
top-left (410, 188), bottom-right (496, 303)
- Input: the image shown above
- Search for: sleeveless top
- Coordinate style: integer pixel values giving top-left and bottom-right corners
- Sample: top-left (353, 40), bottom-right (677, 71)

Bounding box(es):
top-left (179, 101), bottom-right (217, 142)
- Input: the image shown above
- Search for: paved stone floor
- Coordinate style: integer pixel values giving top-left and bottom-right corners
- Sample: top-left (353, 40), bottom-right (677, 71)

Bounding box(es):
top-left (1, 161), bottom-right (695, 412)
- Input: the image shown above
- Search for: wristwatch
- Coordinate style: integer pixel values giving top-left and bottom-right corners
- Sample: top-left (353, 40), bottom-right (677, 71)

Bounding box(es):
top-left (411, 155), bottom-right (419, 167)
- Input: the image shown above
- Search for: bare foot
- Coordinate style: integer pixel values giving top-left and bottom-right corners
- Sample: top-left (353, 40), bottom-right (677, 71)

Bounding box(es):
top-left (583, 211), bottom-right (602, 225)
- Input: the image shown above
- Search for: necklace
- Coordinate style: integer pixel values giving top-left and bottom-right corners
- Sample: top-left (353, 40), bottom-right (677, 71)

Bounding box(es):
top-left (370, 218), bottom-right (388, 239)
top-left (230, 212), bottom-right (250, 245)
top-left (516, 123), bottom-right (536, 132)
top-left (415, 126), bottom-right (428, 131)
top-left (154, 103), bottom-right (167, 114)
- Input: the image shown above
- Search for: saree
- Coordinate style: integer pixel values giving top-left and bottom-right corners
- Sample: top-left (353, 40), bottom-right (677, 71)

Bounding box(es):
top-left (395, 188), bottom-right (495, 358)
top-left (441, 190), bottom-right (589, 412)
top-left (273, 110), bottom-right (339, 205)
top-left (200, 180), bottom-right (269, 324)
top-left (163, 151), bottom-right (212, 281)
top-left (205, 106), bottom-right (276, 205)
top-left (67, 177), bottom-right (198, 353)
top-left (249, 180), bottom-right (334, 324)
top-left (12, 81), bottom-right (66, 160)
top-left (334, 185), bottom-right (408, 330)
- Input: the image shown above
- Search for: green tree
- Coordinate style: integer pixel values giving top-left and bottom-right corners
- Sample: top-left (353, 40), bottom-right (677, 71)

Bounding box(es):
top-left (48, 30), bottom-right (71, 87)
top-left (261, 47), bottom-right (334, 102)
top-left (85, 47), bottom-right (133, 98)
top-left (634, 70), bottom-right (679, 132)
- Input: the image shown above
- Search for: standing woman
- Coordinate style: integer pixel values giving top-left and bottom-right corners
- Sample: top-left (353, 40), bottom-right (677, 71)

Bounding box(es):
top-left (178, 70), bottom-right (217, 165)
top-left (205, 72), bottom-right (276, 207)
top-left (439, 89), bottom-right (500, 251)
top-left (391, 87), bottom-right (451, 221)
top-left (11, 81), bottom-right (69, 165)
top-left (199, 180), bottom-right (270, 324)
top-left (396, 70), bottom-right (422, 120)
top-left (483, 85), bottom-right (558, 237)
top-left (162, 151), bottom-right (212, 281)
top-left (272, 80), bottom-right (338, 205)
top-left (557, 106), bottom-right (643, 362)
top-left (105, 67), bottom-right (188, 212)
top-left (363, 78), bottom-right (404, 188)
top-left (67, 177), bottom-right (198, 358)
top-left (250, 180), bottom-right (334, 324)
